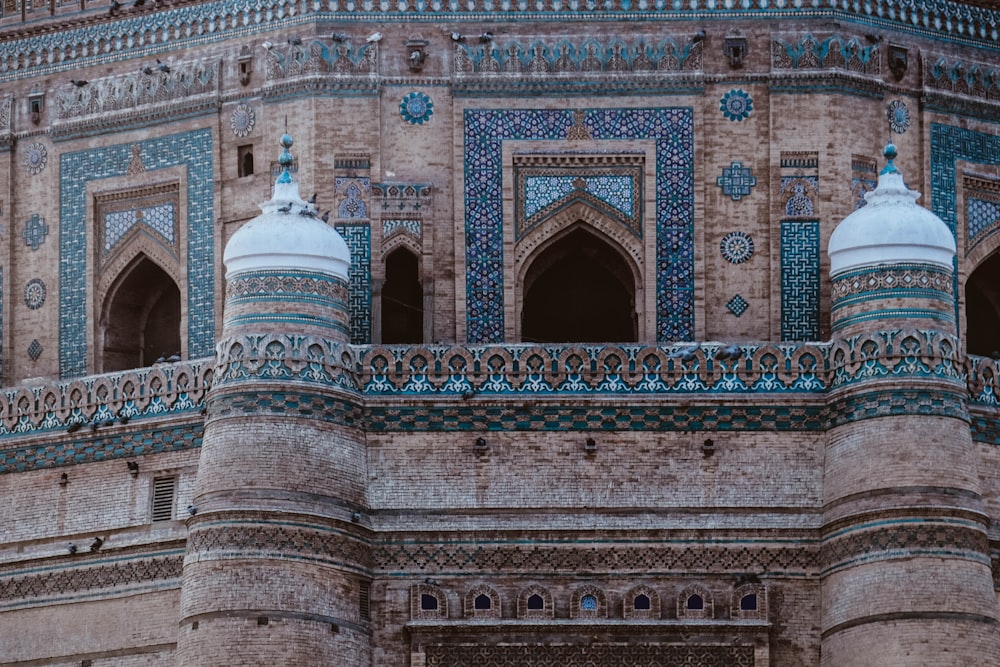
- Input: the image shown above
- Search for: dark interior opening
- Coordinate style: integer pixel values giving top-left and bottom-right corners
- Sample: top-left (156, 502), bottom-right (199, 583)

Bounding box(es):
top-left (102, 255), bottom-right (180, 372)
top-left (382, 248), bottom-right (423, 344)
top-left (522, 227), bottom-right (636, 343)
top-left (966, 251), bottom-right (1000, 356)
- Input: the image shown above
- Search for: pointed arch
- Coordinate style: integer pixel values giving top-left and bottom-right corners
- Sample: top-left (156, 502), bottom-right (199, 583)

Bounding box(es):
top-left (965, 248), bottom-right (1000, 356)
top-left (516, 223), bottom-right (640, 344)
top-left (99, 253), bottom-right (181, 373)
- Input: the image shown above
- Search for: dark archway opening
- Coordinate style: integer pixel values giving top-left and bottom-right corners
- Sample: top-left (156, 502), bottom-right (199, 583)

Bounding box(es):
top-left (966, 251), bottom-right (1000, 357)
top-left (522, 227), bottom-right (636, 343)
top-left (382, 248), bottom-right (423, 344)
top-left (102, 256), bottom-right (181, 372)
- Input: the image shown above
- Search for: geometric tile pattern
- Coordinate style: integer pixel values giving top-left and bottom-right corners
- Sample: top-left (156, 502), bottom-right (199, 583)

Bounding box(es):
top-left (720, 231), bottom-right (754, 264)
top-left (524, 175), bottom-right (634, 219)
top-left (930, 124), bottom-right (1000, 323)
top-left (780, 221), bottom-right (821, 341)
top-left (58, 129), bottom-right (215, 378)
top-left (851, 155), bottom-right (878, 211)
top-left (716, 161), bottom-right (756, 201)
top-left (103, 202), bottom-right (175, 254)
top-left (726, 294), bottom-right (749, 317)
top-left (24, 278), bottom-right (46, 310)
top-left (771, 34), bottom-right (880, 74)
top-left (781, 176), bottom-right (818, 217)
top-left (463, 108), bottom-right (694, 343)
top-left (335, 177), bottom-right (371, 220)
top-left (27, 339), bottom-right (42, 361)
top-left (333, 223), bottom-right (372, 345)
top-left (22, 213), bottom-right (48, 250)
top-left (968, 195), bottom-right (1000, 245)
top-left (720, 89), bottom-right (753, 122)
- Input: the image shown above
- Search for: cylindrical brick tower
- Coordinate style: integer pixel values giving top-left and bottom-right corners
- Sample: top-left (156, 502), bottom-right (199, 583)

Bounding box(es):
top-left (176, 135), bottom-right (371, 665)
top-left (822, 145), bottom-right (1000, 664)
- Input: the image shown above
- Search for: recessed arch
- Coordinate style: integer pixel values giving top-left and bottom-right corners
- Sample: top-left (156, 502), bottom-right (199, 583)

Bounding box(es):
top-left (519, 225), bottom-right (638, 343)
top-left (381, 247), bottom-right (424, 344)
top-left (965, 249), bottom-right (1000, 356)
top-left (99, 254), bottom-right (180, 373)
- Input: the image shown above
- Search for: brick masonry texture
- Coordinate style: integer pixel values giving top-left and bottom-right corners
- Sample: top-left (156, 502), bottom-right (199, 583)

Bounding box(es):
top-left (1, 3), bottom-right (1000, 667)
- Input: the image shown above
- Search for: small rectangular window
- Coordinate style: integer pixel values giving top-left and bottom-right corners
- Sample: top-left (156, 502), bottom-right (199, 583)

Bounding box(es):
top-left (238, 145), bottom-right (255, 177)
top-left (151, 475), bottom-right (177, 522)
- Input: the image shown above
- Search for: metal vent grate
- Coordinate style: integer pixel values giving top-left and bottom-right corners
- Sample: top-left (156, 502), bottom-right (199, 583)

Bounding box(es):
top-left (151, 476), bottom-right (177, 522)
top-left (359, 580), bottom-right (371, 622)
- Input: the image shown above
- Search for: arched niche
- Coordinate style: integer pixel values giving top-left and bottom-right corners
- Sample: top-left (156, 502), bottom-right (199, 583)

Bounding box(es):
top-left (382, 246), bottom-right (424, 344)
top-left (100, 254), bottom-right (181, 372)
top-left (518, 225), bottom-right (638, 344)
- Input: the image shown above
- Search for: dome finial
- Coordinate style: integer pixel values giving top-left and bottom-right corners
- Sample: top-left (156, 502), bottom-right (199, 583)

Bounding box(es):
top-left (880, 142), bottom-right (899, 175)
top-left (276, 134), bottom-right (295, 184)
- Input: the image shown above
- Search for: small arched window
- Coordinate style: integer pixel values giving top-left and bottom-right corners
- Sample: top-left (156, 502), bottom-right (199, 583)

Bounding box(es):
top-left (740, 594), bottom-right (757, 611)
top-left (633, 594), bottom-right (651, 611)
top-left (687, 594), bottom-right (704, 610)
top-left (474, 594), bottom-right (492, 610)
top-left (580, 594), bottom-right (598, 611)
top-left (420, 593), bottom-right (439, 611)
top-left (527, 594), bottom-right (544, 610)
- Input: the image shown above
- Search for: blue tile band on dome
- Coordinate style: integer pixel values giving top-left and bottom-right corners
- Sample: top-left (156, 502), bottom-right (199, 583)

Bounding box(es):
top-left (59, 129), bottom-right (215, 378)
top-left (463, 107), bottom-right (694, 343)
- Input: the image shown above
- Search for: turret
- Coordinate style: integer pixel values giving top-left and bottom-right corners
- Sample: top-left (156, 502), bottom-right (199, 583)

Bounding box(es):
top-left (176, 136), bottom-right (371, 666)
top-left (821, 145), bottom-right (1000, 664)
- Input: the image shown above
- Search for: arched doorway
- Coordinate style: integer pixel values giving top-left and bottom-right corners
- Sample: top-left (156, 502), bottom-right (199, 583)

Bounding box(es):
top-left (521, 227), bottom-right (636, 343)
top-left (101, 255), bottom-right (181, 372)
top-left (966, 250), bottom-right (1000, 356)
top-left (382, 247), bottom-right (423, 344)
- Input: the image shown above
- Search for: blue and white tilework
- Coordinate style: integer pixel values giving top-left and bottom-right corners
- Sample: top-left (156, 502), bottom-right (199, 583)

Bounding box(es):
top-left (22, 213), bottom-right (48, 250)
top-left (103, 203), bottom-right (175, 254)
top-left (336, 179), bottom-right (370, 220)
top-left (59, 129), bottom-right (215, 378)
top-left (524, 175), bottom-right (634, 219)
top-left (720, 231), bottom-right (754, 264)
top-left (717, 161), bottom-right (757, 201)
top-left (781, 176), bottom-right (818, 217)
top-left (968, 196), bottom-right (1000, 246)
top-left (720, 89), bottom-right (753, 122)
top-left (400, 92), bottom-right (434, 125)
top-left (931, 125), bottom-right (1000, 325)
top-left (24, 278), bottom-right (46, 310)
top-left (727, 294), bottom-right (749, 317)
top-left (887, 100), bottom-right (910, 134)
top-left (383, 219), bottom-right (421, 240)
top-left (781, 221), bottom-right (820, 341)
top-left (334, 223), bottom-right (371, 345)
top-left (23, 142), bottom-right (47, 175)
top-left (463, 107), bottom-right (694, 343)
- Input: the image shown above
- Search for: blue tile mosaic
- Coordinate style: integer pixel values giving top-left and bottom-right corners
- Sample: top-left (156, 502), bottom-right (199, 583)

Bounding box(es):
top-left (717, 161), bottom-right (756, 201)
top-left (720, 89), bottom-right (753, 122)
top-left (524, 175), bottom-right (634, 219)
top-left (27, 339), bottom-right (42, 361)
top-left (22, 213), bottom-right (48, 250)
top-left (58, 129), bottom-right (215, 378)
top-left (463, 107), bottom-right (694, 343)
top-left (930, 125), bottom-right (1000, 323)
top-left (781, 176), bottom-right (818, 217)
top-left (781, 220), bottom-right (821, 341)
top-left (333, 223), bottom-right (371, 345)
top-left (727, 294), bottom-right (749, 317)
top-left (968, 196), bottom-right (1000, 245)
top-left (720, 231), bottom-right (754, 264)
top-left (103, 202), bottom-right (175, 254)
top-left (400, 92), bottom-right (434, 125)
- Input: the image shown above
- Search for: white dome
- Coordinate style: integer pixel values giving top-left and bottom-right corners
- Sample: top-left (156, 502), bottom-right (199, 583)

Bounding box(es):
top-left (223, 136), bottom-right (351, 281)
top-left (828, 148), bottom-right (955, 277)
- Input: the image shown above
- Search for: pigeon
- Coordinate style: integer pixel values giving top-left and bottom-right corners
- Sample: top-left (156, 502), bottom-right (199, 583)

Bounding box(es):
top-left (287, 36), bottom-right (302, 46)
top-left (692, 29), bottom-right (706, 43)
top-left (307, 192), bottom-right (317, 204)
top-left (714, 344), bottom-right (742, 361)
top-left (141, 65), bottom-right (154, 75)
top-left (108, 0), bottom-right (121, 13)
top-left (166, 352), bottom-right (181, 362)
top-left (70, 79), bottom-right (88, 87)
top-left (670, 344), bottom-right (699, 363)
top-left (156, 59), bottom-right (170, 73)
top-left (262, 41), bottom-right (274, 51)
top-left (366, 32), bottom-right (383, 43)
top-left (479, 31), bottom-right (494, 42)
top-left (320, 211), bottom-right (330, 223)
top-left (450, 32), bottom-right (464, 42)
top-left (277, 203), bottom-right (292, 213)
top-left (298, 207), bottom-right (317, 218)
top-left (331, 33), bottom-right (349, 42)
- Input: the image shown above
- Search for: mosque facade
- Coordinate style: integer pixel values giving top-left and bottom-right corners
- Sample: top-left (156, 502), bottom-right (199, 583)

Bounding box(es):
top-left (2, 1), bottom-right (1000, 665)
